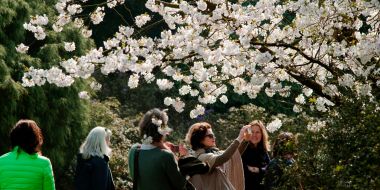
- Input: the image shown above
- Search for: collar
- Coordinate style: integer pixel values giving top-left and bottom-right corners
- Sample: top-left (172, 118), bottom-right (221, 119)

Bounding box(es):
top-left (194, 148), bottom-right (206, 156)
top-left (12, 146), bottom-right (38, 159)
top-left (140, 144), bottom-right (157, 150)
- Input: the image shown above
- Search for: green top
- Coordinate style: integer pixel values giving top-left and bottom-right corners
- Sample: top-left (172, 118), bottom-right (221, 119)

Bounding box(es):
top-left (128, 144), bottom-right (186, 190)
top-left (0, 146), bottom-right (55, 190)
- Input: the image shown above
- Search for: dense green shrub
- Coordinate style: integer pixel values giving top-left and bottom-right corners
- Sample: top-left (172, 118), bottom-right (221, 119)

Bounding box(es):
top-left (0, 1), bottom-right (94, 189)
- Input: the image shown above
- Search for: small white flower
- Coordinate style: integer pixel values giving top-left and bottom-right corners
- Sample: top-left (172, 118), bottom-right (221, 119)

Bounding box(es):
top-left (190, 89), bottom-right (199, 96)
top-left (190, 104), bottom-right (205, 119)
top-left (197, 1), bottom-right (207, 11)
top-left (303, 88), bottom-right (313, 97)
top-left (64, 42), bottom-right (76, 52)
top-left (293, 105), bottom-right (302, 113)
top-left (172, 98), bottom-right (185, 113)
top-left (156, 79), bottom-right (174, 90)
top-left (90, 81), bottom-right (102, 90)
top-left (81, 28), bottom-right (92, 38)
top-left (142, 134), bottom-right (153, 144)
top-left (135, 14), bottom-right (151, 28)
top-left (78, 91), bottom-right (90, 99)
top-left (90, 7), bottom-right (105, 25)
top-left (295, 94), bottom-right (305, 104)
top-left (151, 117), bottom-right (163, 127)
top-left (16, 43), bottom-right (29, 53)
top-left (219, 95), bottom-right (228, 104)
top-left (52, 24), bottom-right (63, 32)
top-left (164, 97), bottom-right (174, 106)
top-left (179, 85), bottom-right (191, 95)
top-left (158, 126), bottom-right (173, 136)
top-left (128, 74), bottom-right (139, 88)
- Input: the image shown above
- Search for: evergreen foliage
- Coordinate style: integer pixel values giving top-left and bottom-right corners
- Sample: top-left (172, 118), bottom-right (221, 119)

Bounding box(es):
top-left (0, 1), bottom-right (94, 188)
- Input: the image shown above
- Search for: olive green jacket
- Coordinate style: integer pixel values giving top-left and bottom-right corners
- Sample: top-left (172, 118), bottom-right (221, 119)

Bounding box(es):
top-left (128, 144), bottom-right (186, 190)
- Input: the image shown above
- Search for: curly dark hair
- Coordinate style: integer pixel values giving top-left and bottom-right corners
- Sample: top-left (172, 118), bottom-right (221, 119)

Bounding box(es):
top-left (187, 122), bottom-right (212, 151)
top-left (138, 108), bottom-right (169, 143)
top-left (272, 132), bottom-right (296, 158)
top-left (10, 119), bottom-right (44, 154)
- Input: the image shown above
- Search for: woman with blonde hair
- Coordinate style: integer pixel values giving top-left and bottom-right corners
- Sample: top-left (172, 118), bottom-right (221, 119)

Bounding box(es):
top-left (185, 122), bottom-right (249, 190)
top-left (238, 120), bottom-right (271, 190)
top-left (74, 126), bottom-right (115, 190)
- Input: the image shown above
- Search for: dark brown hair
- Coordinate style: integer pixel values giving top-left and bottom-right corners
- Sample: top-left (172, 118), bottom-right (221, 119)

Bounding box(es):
top-left (138, 108), bottom-right (168, 143)
top-left (10, 119), bottom-right (44, 154)
top-left (186, 122), bottom-right (212, 151)
top-left (272, 132), bottom-right (296, 158)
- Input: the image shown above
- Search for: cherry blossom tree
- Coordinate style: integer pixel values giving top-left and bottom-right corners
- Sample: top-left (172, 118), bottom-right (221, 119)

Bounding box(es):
top-left (19, 0), bottom-right (380, 118)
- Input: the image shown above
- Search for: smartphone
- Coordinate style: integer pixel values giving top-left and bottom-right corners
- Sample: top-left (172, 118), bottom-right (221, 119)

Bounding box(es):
top-left (247, 127), bottom-right (252, 134)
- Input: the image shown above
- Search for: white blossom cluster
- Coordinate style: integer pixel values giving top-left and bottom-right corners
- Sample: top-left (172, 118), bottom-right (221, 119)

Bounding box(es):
top-left (15, 43), bottom-right (29, 53)
top-left (23, 14), bottom-right (48, 40)
top-left (19, 0), bottom-right (380, 117)
top-left (78, 91), bottom-right (90, 99)
top-left (266, 118), bottom-right (282, 133)
top-left (64, 42), bottom-right (76, 52)
top-left (135, 14), bottom-right (151, 28)
top-left (307, 121), bottom-right (326, 132)
top-left (190, 104), bottom-right (205, 119)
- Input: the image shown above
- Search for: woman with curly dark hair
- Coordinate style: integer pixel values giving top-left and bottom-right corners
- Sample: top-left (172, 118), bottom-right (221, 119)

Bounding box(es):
top-left (128, 108), bottom-right (187, 190)
top-left (0, 119), bottom-right (55, 189)
top-left (264, 132), bottom-right (297, 189)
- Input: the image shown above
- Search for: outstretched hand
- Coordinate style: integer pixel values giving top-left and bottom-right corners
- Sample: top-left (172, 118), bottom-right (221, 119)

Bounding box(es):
top-left (237, 125), bottom-right (251, 142)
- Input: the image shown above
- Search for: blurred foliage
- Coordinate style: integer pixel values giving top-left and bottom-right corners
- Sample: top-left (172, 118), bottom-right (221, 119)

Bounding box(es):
top-left (0, 1), bottom-right (94, 189)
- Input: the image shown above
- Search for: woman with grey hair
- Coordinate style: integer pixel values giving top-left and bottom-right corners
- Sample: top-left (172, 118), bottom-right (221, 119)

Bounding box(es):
top-left (128, 108), bottom-right (187, 190)
top-left (74, 126), bottom-right (115, 190)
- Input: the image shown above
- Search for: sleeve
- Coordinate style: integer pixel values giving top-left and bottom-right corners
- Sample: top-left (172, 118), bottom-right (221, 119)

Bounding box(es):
top-left (212, 139), bottom-right (240, 168)
top-left (238, 140), bottom-right (249, 155)
top-left (43, 160), bottom-right (56, 190)
top-left (128, 145), bottom-right (137, 179)
top-left (162, 152), bottom-right (187, 190)
top-left (260, 152), bottom-right (271, 174)
top-left (90, 158), bottom-right (110, 190)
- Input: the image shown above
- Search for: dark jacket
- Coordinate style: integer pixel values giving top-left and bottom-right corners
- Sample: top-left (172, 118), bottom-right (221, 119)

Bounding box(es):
top-left (264, 157), bottom-right (295, 190)
top-left (240, 143), bottom-right (270, 190)
top-left (74, 153), bottom-right (115, 190)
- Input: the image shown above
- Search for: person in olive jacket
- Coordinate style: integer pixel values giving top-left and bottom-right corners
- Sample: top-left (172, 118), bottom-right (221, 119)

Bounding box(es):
top-left (75, 126), bottom-right (115, 190)
top-left (0, 119), bottom-right (55, 190)
top-left (128, 108), bottom-right (187, 190)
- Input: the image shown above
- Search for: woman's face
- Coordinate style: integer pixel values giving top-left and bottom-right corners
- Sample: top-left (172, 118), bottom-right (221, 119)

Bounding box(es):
top-left (201, 129), bottom-right (216, 148)
top-left (250, 125), bottom-right (262, 145)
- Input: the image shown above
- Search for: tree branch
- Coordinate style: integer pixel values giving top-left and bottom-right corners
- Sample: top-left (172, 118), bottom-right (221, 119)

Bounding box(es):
top-left (251, 41), bottom-right (339, 77)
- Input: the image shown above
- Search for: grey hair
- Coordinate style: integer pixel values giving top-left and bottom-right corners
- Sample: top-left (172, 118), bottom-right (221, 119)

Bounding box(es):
top-left (80, 126), bottom-right (112, 159)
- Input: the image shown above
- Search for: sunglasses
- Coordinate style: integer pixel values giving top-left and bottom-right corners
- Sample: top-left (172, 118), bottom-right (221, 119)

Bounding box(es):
top-left (205, 133), bottom-right (215, 139)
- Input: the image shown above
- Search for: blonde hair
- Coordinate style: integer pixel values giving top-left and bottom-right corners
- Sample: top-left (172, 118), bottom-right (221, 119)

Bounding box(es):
top-left (249, 120), bottom-right (270, 152)
top-left (80, 126), bottom-right (112, 159)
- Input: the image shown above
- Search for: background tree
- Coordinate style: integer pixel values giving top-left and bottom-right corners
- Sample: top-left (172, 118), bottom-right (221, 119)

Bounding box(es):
top-left (0, 0), bottom-right (94, 188)
top-left (7, 0), bottom-right (380, 189)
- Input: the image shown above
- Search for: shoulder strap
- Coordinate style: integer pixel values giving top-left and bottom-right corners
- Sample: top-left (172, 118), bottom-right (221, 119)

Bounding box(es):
top-left (133, 146), bottom-right (141, 190)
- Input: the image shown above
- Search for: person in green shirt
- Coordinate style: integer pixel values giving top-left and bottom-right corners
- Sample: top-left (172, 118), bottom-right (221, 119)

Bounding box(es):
top-left (128, 108), bottom-right (187, 190)
top-left (0, 119), bottom-right (55, 190)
